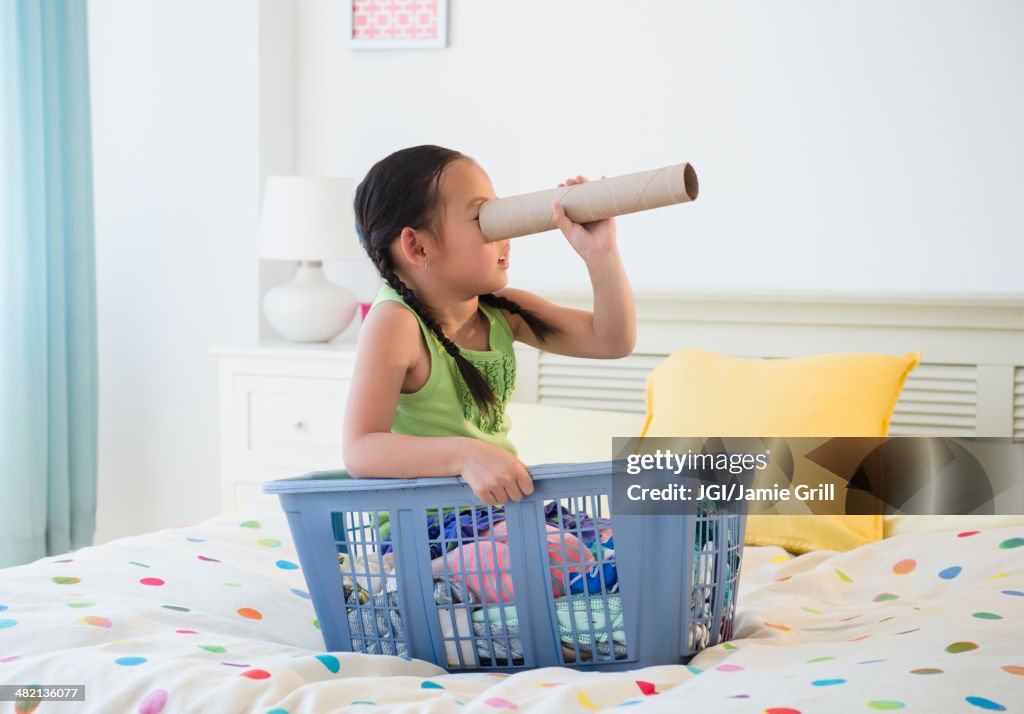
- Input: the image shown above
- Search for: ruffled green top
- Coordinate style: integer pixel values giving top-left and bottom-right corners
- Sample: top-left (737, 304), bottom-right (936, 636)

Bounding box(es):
top-left (370, 282), bottom-right (517, 456)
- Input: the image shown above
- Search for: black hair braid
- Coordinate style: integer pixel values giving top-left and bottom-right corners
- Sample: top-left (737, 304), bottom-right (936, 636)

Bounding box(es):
top-left (372, 248), bottom-right (499, 417)
top-left (478, 293), bottom-right (555, 343)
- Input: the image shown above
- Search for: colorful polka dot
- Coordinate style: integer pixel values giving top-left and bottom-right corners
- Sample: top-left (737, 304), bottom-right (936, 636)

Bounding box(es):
top-left (138, 690), bottom-right (168, 714)
top-left (998, 537), bottom-right (1023, 549)
top-left (115, 657), bottom-right (147, 666)
top-left (129, 561), bottom-right (150, 568)
top-left (275, 560), bottom-right (299, 570)
top-left (770, 554), bottom-right (790, 564)
top-left (67, 601), bottom-right (95, 608)
top-left (939, 566), bottom-right (962, 580)
top-left (802, 606), bottom-right (823, 615)
top-left (198, 555), bottom-right (221, 563)
top-left (317, 654), bottom-right (340, 673)
top-left (811, 679), bottom-right (846, 686)
top-left (185, 537), bottom-right (206, 543)
top-left (859, 659), bottom-right (886, 665)
top-left (222, 662), bottom-right (250, 668)
top-left (635, 681), bottom-right (657, 696)
top-left (1001, 665), bottom-right (1024, 676)
top-left (484, 698), bottom-right (518, 709)
top-left (873, 593), bottom-right (899, 602)
top-left (834, 569), bottom-right (853, 583)
top-left (258, 538), bottom-right (282, 548)
top-left (808, 657), bottom-right (835, 663)
top-left (972, 612), bottom-right (1002, 620)
top-left (578, 692), bottom-right (600, 710)
top-left (911, 668), bottom-right (943, 674)
top-left (716, 664), bottom-right (744, 672)
top-left (1001, 590), bottom-right (1024, 597)
top-left (867, 702), bottom-right (905, 710)
top-left (266, 710), bottom-right (288, 714)
top-left (15, 698), bottom-right (41, 713)
top-left (139, 578), bottom-right (165, 587)
top-left (224, 582), bottom-right (243, 588)
top-left (0, 605), bottom-right (6, 612)
top-left (958, 530), bottom-right (980, 538)
top-left (764, 621), bottom-right (792, 631)
top-left (765, 709), bottom-right (802, 714)
top-left (237, 607), bottom-right (263, 620)
top-left (421, 681), bottom-right (444, 689)
top-left (240, 521), bottom-right (261, 528)
top-left (78, 615), bottom-right (112, 628)
top-left (966, 696), bottom-right (1006, 711)
top-left (0, 655), bottom-right (20, 663)
top-left (686, 665), bottom-right (702, 674)
top-left (52, 576), bottom-right (80, 585)
top-left (895, 629), bottom-right (920, 635)
top-left (946, 641), bottom-right (979, 654)
top-left (240, 669), bottom-right (271, 679)
top-left (291, 588), bottom-right (310, 599)
top-left (312, 619), bottom-right (320, 630)
top-left (892, 559), bottom-right (916, 575)
top-left (162, 605), bottom-right (190, 612)
top-left (0, 619), bottom-right (17, 629)
top-left (199, 646), bottom-right (226, 653)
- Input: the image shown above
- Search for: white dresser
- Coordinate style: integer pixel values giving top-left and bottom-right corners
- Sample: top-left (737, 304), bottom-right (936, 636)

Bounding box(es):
top-left (211, 343), bottom-right (357, 512)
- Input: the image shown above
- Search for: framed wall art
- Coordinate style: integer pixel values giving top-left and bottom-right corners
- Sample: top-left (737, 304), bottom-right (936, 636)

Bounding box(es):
top-left (346, 0), bottom-right (448, 50)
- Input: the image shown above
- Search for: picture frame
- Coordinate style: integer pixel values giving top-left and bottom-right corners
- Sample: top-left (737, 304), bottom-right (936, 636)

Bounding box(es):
top-left (345, 0), bottom-right (448, 50)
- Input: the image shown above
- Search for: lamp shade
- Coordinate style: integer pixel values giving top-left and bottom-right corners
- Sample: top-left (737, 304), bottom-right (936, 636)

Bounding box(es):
top-left (259, 176), bottom-right (362, 261)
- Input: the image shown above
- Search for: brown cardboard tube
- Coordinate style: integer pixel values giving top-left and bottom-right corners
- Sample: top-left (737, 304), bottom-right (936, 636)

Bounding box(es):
top-left (479, 163), bottom-right (698, 242)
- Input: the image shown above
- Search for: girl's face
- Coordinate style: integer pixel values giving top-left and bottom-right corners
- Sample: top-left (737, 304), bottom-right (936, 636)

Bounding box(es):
top-left (429, 159), bottom-right (510, 297)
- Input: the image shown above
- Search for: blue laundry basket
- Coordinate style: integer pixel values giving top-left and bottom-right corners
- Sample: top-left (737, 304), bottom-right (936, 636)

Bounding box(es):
top-left (264, 460), bottom-right (748, 673)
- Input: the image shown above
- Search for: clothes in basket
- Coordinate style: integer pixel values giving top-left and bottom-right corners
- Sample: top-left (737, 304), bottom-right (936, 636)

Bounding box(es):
top-left (430, 522), bottom-right (597, 602)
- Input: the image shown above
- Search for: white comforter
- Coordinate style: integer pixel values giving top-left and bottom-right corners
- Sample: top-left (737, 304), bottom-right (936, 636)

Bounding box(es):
top-left (0, 504), bottom-right (1021, 713)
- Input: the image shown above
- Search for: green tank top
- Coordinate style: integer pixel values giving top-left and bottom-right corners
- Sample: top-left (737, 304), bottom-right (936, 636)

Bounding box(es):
top-left (370, 282), bottom-right (518, 456)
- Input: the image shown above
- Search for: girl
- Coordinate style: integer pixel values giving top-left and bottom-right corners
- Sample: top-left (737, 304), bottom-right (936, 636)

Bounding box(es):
top-left (343, 145), bottom-right (636, 507)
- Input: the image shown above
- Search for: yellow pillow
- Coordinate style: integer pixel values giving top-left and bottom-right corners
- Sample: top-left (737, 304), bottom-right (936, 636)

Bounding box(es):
top-left (640, 348), bottom-right (921, 553)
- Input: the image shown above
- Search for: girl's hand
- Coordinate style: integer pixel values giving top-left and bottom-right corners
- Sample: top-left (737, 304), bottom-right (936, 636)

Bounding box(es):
top-left (459, 441), bottom-right (534, 506)
top-left (552, 175), bottom-right (618, 262)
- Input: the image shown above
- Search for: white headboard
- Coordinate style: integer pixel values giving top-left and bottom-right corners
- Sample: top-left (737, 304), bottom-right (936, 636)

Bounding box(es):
top-left (512, 289), bottom-right (1024, 439)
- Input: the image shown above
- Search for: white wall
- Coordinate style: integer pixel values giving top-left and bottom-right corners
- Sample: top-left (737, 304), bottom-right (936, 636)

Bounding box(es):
top-left (296, 0), bottom-right (1024, 294)
top-left (87, 0), bottom-right (1023, 543)
top-left (89, 0), bottom-right (262, 543)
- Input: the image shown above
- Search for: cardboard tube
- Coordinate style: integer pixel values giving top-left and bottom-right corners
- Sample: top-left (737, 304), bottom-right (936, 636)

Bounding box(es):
top-left (479, 162), bottom-right (698, 242)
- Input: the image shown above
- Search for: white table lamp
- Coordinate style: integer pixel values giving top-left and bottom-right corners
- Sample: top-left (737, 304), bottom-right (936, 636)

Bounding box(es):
top-left (259, 176), bottom-right (362, 342)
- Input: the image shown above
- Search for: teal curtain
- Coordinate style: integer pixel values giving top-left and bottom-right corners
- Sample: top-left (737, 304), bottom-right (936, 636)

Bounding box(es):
top-left (1, 0), bottom-right (98, 567)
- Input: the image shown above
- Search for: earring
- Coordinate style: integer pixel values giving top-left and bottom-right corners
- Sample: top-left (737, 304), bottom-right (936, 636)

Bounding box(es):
top-left (423, 257), bottom-right (430, 270)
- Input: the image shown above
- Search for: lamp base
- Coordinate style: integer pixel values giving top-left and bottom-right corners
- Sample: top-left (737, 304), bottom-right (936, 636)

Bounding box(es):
top-left (262, 262), bottom-right (357, 343)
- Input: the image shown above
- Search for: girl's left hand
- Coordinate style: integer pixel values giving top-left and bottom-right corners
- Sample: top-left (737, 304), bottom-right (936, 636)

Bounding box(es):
top-left (551, 175), bottom-right (618, 262)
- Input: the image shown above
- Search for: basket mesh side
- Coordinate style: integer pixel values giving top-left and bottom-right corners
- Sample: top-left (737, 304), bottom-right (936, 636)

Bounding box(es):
top-left (425, 504), bottom-right (523, 670)
top-left (543, 494), bottom-right (627, 665)
top-left (331, 510), bottom-right (407, 656)
top-left (687, 503), bottom-right (745, 654)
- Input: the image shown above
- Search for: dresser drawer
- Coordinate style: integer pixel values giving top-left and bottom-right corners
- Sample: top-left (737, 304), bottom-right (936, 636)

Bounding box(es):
top-left (231, 374), bottom-right (349, 470)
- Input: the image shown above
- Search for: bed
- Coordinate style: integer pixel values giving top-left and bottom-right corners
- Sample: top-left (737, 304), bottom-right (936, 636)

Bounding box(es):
top-left (1, 479), bottom-right (1020, 713)
top-left (4, 289), bottom-right (1023, 712)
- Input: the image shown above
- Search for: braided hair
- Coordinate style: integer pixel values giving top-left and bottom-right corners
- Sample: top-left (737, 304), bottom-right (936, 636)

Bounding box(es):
top-left (353, 145), bottom-right (556, 417)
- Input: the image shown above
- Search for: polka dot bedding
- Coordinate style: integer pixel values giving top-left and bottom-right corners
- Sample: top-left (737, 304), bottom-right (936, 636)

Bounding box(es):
top-left (0, 506), bottom-right (1020, 712)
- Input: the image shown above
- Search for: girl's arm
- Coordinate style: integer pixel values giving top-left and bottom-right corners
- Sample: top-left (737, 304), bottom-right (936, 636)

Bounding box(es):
top-left (496, 175), bottom-right (637, 359)
top-left (342, 302), bottom-right (533, 505)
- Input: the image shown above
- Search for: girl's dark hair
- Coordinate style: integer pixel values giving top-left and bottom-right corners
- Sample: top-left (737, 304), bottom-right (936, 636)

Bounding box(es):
top-left (353, 144), bottom-right (556, 417)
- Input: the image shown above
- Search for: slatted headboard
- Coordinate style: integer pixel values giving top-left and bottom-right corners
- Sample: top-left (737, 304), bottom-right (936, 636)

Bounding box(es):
top-left (511, 289), bottom-right (1024, 439)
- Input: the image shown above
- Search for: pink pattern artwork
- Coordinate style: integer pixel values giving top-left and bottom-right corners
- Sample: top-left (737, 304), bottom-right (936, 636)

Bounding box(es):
top-left (352, 0), bottom-right (440, 41)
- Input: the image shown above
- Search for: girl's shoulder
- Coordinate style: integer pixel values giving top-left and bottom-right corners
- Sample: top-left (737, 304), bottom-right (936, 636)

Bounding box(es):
top-left (359, 300), bottom-right (423, 365)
